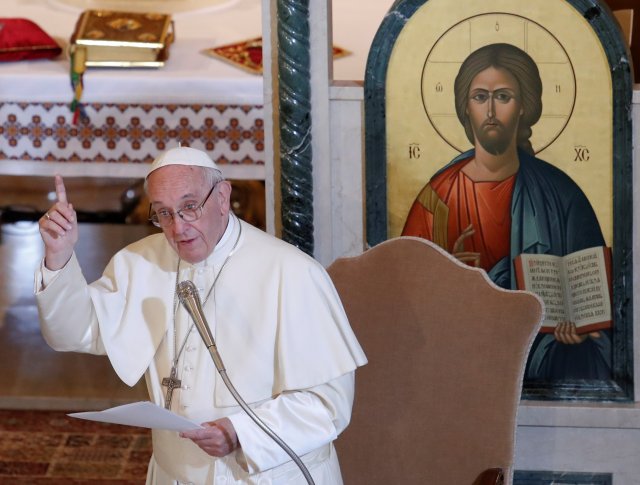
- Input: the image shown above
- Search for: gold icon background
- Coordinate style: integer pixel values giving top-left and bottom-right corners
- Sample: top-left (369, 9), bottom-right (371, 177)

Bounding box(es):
top-left (385, 0), bottom-right (613, 244)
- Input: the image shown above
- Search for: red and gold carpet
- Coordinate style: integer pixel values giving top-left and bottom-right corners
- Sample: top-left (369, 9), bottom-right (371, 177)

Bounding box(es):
top-left (0, 409), bottom-right (151, 484)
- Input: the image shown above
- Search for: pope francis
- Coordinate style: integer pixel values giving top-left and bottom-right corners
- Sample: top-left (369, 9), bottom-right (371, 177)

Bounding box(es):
top-left (34, 146), bottom-right (367, 484)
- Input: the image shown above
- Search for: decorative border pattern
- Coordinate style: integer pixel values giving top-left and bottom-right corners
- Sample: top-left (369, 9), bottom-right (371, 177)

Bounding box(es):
top-left (0, 102), bottom-right (264, 166)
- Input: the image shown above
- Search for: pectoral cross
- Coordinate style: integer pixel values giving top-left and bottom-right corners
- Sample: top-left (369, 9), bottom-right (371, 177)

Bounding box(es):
top-left (161, 366), bottom-right (181, 410)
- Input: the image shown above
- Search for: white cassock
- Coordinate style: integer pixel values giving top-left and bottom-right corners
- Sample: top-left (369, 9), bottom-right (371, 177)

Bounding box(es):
top-left (34, 215), bottom-right (367, 484)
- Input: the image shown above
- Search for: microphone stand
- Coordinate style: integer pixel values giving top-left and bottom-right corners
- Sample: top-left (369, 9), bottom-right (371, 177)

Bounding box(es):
top-left (177, 280), bottom-right (315, 485)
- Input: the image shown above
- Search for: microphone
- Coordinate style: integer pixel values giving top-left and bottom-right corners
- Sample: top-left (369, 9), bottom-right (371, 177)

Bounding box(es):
top-left (176, 280), bottom-right (315, 485)
top-left (176, 280), bottom-right (224, 371)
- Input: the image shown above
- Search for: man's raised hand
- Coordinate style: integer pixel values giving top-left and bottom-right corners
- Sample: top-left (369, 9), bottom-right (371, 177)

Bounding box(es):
top-left (38, 175), bottom-right (79, 270)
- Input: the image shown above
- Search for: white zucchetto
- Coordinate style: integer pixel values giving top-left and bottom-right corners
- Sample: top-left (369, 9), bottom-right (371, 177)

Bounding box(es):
top-left (146, 146), bottom-right (222, 179)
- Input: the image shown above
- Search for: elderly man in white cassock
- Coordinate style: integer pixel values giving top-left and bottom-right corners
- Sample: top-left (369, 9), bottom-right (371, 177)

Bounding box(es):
top-left (34, 146), bottom-right (367, 484)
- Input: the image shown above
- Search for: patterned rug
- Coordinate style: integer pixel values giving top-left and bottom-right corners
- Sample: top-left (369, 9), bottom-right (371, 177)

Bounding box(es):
top-left (0, 409), bottom-right (152, 484)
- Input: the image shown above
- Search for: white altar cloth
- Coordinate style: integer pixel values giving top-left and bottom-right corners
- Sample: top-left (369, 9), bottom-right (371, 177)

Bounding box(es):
top-left (0, 0), bottom-right (388, 104)
top-left (0, 0), bottom-right (265, 104)
top-left (0, 0), bottom-right (389, 176)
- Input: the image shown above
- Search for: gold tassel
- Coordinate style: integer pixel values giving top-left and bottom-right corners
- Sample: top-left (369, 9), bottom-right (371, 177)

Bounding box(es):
top-left (69, 45), bottom-right (88, 125)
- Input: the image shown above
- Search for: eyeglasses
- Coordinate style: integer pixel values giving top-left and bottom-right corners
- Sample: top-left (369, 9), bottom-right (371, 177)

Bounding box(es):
top-left (148, 183), bottom-right (217, 228)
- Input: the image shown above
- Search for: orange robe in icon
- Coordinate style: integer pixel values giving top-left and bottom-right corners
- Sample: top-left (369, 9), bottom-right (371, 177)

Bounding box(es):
top-left (402, 157), bottom-right (515, 272)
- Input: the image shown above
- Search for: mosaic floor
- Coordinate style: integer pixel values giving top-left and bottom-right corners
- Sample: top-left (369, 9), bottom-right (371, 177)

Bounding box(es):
top-left (0, 409), bottom-right (151, 484)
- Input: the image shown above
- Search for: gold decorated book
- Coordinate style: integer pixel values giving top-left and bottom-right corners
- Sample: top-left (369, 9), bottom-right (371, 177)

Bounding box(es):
top-left (70, 9), bottom-right (174, 67)
top-left (514, 246), bottom-right (612, 334)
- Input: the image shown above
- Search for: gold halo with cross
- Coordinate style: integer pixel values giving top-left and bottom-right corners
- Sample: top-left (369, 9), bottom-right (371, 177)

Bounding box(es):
top-left (421, 12), bottom-right (576, 154)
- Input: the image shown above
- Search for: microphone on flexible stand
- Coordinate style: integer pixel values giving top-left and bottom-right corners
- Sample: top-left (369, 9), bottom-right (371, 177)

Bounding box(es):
top-left (176, 280), bottom-right (315, 485)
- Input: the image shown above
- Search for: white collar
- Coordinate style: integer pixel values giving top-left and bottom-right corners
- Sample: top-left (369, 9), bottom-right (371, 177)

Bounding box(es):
top-left (184, 214), bottom-right (240, 271)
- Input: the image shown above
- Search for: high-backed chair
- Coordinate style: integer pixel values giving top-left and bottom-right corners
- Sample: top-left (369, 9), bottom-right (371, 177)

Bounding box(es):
top-left (327, 237), bottom-right (543, 484)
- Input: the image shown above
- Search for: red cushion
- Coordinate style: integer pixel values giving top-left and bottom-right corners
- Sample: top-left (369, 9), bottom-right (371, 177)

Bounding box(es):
top-left (0, 18), bottom-right (62, 62)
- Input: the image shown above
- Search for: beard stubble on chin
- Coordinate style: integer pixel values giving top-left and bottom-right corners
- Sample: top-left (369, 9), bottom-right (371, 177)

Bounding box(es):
top-left (476, 122), bottom-right (513, 155)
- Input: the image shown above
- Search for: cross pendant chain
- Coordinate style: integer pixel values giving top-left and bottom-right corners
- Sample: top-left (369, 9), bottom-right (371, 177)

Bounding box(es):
top-left (161, 365), bottom-right (182, 410)
top-left (162, 218), bottom-right (241, 412)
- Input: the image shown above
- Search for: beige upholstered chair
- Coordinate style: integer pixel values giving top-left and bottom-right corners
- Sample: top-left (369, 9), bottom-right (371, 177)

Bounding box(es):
top-left (327, 237), bottom-right (543, 484)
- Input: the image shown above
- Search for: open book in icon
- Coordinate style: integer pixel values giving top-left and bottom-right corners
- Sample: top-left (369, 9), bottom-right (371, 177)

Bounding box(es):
top-left (514, 246), bottom-right (612, 334)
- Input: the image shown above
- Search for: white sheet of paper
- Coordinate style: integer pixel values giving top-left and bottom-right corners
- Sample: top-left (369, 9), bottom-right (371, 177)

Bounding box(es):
top-left (68, 401), bottom-right (203, 431)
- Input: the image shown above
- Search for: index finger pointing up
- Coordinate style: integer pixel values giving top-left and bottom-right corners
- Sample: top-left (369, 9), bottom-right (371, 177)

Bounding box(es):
top-left (54, 174), bottom-right (68, 204)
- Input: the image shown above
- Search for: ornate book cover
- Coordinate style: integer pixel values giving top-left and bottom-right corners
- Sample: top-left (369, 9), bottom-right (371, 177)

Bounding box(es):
top-left (70, 9), bottom-right (174, 67)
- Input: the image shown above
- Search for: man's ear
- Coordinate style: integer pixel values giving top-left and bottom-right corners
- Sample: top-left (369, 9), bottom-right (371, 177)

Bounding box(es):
top-left (216, 180), bottom-right (233, 213)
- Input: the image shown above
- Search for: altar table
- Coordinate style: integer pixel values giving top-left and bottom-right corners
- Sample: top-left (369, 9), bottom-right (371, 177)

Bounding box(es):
top-left (0, 0), bottom-right (388, 179)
